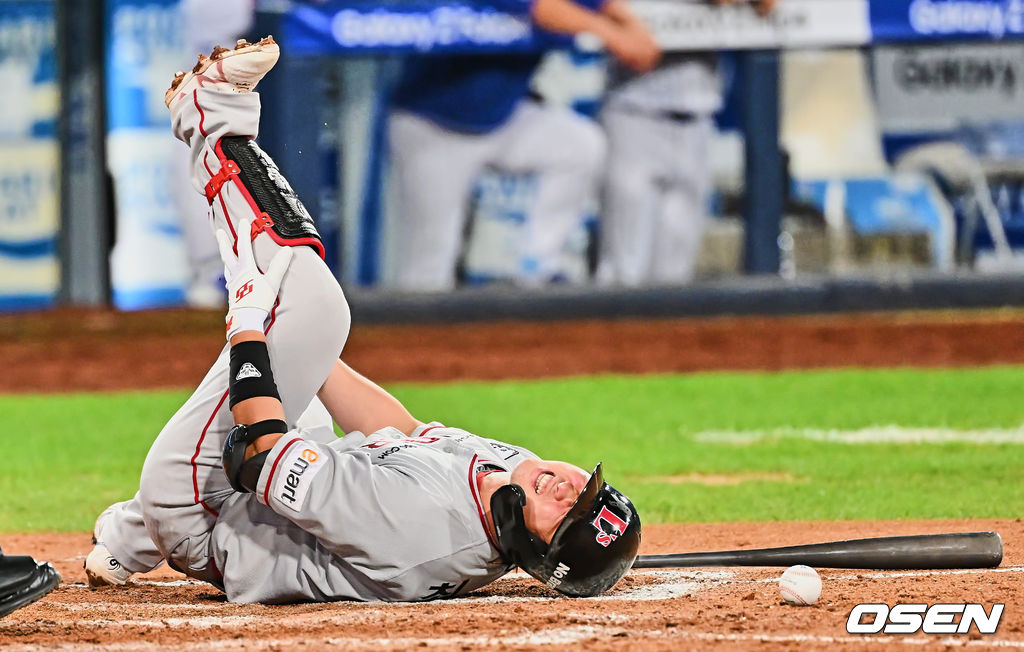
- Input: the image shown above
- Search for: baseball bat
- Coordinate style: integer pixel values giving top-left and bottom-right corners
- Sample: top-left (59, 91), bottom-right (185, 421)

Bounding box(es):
top-left (632, 531), bottom-right (1002, 570)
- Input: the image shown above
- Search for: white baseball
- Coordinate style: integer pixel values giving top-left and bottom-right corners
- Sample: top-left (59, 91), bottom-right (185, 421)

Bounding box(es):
top-left (778, 565), bottom-right (821, 606)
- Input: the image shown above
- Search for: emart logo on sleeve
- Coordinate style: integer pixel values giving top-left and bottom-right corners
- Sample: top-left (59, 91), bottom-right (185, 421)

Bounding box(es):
top-left (273, 441), bottom-right (326, 512)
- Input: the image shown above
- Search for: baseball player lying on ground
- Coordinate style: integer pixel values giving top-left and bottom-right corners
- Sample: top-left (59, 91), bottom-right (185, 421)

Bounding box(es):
top-left (84, 38), bottom-right (640, 603)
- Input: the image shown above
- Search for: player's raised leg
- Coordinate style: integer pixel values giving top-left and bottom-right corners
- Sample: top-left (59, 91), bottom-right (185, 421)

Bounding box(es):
top-left (109, 39), bottom-right (350, 586)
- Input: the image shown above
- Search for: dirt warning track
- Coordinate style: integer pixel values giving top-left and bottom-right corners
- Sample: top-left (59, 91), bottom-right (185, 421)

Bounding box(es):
top-left (3, 308), bottom-right (1024, 392)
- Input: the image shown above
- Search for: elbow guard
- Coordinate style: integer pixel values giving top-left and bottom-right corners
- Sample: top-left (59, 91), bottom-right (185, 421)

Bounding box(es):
top-left (228, 340), bottom-right (280, 409)
top-left (222, 419), bottom-right (288, 493)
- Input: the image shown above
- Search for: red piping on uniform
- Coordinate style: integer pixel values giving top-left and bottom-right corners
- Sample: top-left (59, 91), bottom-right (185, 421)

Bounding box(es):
top-left (213, 140), bottom-right (327, 260)
top-left (204, 150), bottom-right (238, 248)
top-left (214, 139), bottom-right (228, 164)
top-left (469, 454), bottom-right (500, 549)
top-left (265, 298), bottom-right (279, 331)
top-left (419, 425), bottom-right (441, 437)
top-left (263, 437), bottom-right (305, 505)
top-left (202, 152), bottom-right (214, 178)
top-left (190, 298), bottom-right (278, 515)
top-left (204, 145), bottom-right (244, 251)
top-left (193, 89), bottom-right (208, 138)
top-left (210, 556), bottom-right (223, 580)
top-left (191, 390), bottom-right (229, 517)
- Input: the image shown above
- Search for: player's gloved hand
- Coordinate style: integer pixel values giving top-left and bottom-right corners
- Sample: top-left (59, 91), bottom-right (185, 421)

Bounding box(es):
top-left (216, 226), bottom-right (293, 341)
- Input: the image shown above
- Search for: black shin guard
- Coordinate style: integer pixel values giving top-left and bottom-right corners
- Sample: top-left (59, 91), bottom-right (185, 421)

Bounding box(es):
top-left (217, 136), bottom-right (325, 258)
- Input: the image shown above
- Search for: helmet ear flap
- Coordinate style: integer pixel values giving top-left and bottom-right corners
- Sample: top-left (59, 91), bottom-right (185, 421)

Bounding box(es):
top-left (490, 484), bottom-right (548, 571)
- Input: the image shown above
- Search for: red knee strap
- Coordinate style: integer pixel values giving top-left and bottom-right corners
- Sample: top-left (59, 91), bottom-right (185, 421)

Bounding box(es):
top-left (250, 213), bottom-right (275, 240)
top-left (205, 160), bottom-right (241, 204)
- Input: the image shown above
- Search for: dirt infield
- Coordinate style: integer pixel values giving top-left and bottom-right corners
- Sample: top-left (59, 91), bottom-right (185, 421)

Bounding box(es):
top-left (2, 307), bottom-right (1023, 649)
top-left (2, 519), bottom-right (1021, 650)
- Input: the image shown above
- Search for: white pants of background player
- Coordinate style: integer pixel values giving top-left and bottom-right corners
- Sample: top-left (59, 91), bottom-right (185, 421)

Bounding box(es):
top-left (172, 0), bottom-right (255, 307)
top-left (596, 109), bottom-right (715, 287)
top-left (388, 101), bottom-right (606, 291)
top-left (97, 88), bottom-right (347, 581)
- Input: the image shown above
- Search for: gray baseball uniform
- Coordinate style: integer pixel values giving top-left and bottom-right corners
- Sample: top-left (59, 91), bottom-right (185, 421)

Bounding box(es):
top-left (97, 85), bottom-right (527, 603)
top-left (216, 424), bottom-right (529, 602)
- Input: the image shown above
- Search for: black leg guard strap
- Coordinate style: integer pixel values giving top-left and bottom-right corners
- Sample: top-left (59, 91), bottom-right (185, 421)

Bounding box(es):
top-left (222, 419), bottom-right (288, 493)
top-left (228, 340), bottom-right (281, 409)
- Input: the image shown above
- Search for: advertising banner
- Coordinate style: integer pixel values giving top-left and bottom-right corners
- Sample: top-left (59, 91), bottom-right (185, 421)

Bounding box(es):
top-left (873, 43), bottom-right (1024, 131)
top-left (106, 0), bottom-right (191, 309)
top-left (284, 0), bottom-right (544, 55)
top-left (0, 1), bottom-right (59, 311)
top-left (871, 0), bottom-right (1024, 43)
top-left (631, 0), bottom-right (871, 51)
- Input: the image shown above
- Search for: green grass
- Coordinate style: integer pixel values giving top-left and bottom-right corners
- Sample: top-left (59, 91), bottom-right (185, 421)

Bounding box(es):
top-left (2, 366), bottom-right (1023, 532)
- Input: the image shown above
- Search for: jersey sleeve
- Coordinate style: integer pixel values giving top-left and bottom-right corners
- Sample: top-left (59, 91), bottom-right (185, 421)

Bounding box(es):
top-left (251, 434), bottom-right (480, 577)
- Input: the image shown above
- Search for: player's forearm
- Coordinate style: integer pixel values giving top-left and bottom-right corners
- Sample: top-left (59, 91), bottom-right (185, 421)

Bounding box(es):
top-left (530, 0), bottom-right (617, 41)
top-left (229, 330), bottom-right (286, 456)
top-left (600, 0), bottom-right (643, 28)
top-left (318, 360), bottom-right (422, 436)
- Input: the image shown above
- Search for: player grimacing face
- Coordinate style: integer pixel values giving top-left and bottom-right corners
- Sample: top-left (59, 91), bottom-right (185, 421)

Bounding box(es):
top-left (509, 459), bottom-right (591, 544)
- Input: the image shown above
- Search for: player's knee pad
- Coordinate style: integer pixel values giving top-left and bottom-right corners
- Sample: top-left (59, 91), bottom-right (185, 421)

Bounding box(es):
top-left (207, 136), bottom-right (325, 258)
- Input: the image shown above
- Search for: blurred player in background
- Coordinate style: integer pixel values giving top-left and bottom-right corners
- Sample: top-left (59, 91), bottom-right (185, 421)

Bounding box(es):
top-left (597, 0), bottom-right (776, 287)
top-left (170, 0), bottom-right (255, 307)
top-left (388, 0), bottom-right (660, 291)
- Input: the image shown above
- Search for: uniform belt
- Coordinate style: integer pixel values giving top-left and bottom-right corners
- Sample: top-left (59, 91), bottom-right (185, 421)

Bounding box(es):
top-left (661, 110), bottom-right (698, 123)
top-left (611, 103), bottom-right (700, 124)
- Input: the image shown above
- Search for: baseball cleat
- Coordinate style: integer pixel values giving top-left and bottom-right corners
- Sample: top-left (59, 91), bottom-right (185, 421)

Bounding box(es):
top-left (164, 36), bottom-right (280, 110)
top-left (86, 501), bottom-right (134, 586)
top-left (84, 544), bottom-right (133, 587)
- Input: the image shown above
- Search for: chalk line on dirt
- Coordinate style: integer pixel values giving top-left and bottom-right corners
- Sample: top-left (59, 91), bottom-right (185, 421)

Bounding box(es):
top-left (55, 566), bottom-right (1024, 603)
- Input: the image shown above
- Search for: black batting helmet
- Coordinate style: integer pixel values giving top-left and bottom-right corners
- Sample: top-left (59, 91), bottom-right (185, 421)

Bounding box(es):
top-left (489, 463), bottom-right (640, 597)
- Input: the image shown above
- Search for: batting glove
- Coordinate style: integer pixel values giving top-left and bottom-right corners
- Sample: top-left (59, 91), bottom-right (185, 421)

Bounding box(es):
top-left (216, 228), bottom-right (293, 341)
